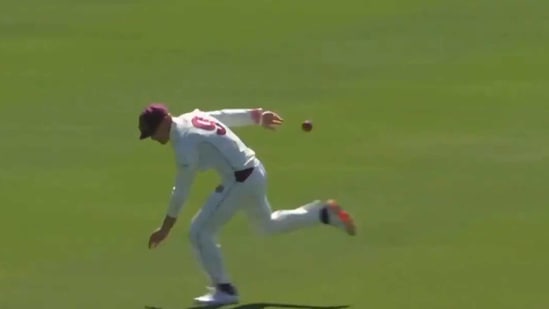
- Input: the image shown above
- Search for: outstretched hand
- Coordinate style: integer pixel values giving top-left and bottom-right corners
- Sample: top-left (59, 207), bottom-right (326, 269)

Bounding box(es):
top-left (260, 110), bottom-right (284, 130)
top-left (148, 227), bottom-right (169, 249)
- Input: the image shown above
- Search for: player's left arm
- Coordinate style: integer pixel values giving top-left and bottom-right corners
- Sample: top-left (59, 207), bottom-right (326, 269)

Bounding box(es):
top-left (205, 108), bottom-right (284, 130)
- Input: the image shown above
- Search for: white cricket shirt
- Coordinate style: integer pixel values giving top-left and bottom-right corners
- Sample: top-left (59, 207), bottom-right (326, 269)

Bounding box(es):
top-left (165, 108), bottom-right (261, 218)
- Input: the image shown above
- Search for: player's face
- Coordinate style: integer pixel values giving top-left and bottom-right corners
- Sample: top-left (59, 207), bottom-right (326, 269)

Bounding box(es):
top-left (151, 133), bottom-right (168, 144)
top-left (150, 117), bottom-right (170, 144)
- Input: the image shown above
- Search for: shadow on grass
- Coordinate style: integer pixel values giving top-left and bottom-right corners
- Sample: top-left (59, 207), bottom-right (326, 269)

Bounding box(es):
top-left (185, 303), bottom-right (350, 309)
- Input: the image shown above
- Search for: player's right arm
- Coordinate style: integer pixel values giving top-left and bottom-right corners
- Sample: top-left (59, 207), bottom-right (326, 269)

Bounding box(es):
top-left (148, 146), bottom-right (198, 249)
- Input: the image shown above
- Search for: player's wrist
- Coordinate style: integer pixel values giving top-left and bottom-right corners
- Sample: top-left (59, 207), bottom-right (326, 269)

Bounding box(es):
top-left (250, 108), bottom-right (263, 125)
top-left (160, 215), bottom-right (177, 232)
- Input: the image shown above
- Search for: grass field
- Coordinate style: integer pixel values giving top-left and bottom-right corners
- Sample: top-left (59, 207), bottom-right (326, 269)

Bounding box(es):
top-left (2, 0), bottom-right (549, 308)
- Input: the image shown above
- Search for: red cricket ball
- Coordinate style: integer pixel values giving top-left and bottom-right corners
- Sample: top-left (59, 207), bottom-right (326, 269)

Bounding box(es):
top-left (302, 120), bottom-right (313, 132)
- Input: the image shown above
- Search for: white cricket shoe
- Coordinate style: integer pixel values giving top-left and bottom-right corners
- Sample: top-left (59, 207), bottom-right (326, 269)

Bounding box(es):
top-left (193, 287), bottom-right (239, 306)
top-left (324, 199), bottom-right (356, 236)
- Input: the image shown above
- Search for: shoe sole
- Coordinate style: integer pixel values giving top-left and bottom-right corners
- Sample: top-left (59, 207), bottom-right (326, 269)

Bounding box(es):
top-left (327, 199), bottom-right (356, 236)
top-left (193, 298), bottom-right (239, 306)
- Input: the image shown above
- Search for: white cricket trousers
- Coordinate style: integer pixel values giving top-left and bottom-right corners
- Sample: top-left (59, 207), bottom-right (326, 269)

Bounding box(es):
top-left (188, 159), bottom-right (323, 285)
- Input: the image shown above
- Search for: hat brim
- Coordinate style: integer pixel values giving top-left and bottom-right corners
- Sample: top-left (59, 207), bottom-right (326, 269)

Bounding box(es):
top-left (139, 131), bottom-right (151, 139)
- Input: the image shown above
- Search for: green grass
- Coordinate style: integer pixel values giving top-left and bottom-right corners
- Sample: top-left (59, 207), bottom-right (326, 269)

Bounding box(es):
top-left (1, 0), bottom-right (549, 308)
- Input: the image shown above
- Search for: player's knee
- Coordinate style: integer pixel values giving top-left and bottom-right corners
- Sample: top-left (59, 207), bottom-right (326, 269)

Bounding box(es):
top-left (189, 224), bottom-right (213, 246)
top-left (188, 224), bottom-right (203, 246)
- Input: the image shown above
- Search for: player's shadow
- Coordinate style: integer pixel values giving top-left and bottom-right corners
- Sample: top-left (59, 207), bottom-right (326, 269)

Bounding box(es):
top-left (185, 303), bottom-right (350, 309)
top-left (234, 304), bottom-right (349, 309)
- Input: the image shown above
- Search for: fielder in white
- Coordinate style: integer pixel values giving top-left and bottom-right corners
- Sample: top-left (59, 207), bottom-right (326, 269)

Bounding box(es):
top-left (138, 103), bottom-right (356, 306)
